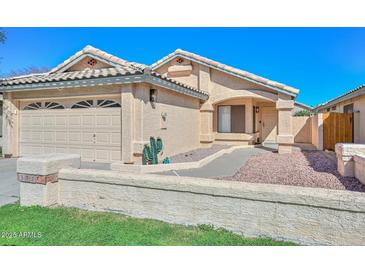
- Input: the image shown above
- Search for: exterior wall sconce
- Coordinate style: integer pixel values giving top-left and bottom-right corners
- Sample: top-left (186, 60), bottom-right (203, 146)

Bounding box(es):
top-left (255, 106), bottom-right (260, 113)
top-left (150, 89), bottom-right (157, 108)
top-left (150, 89), bottom-right (157, 102)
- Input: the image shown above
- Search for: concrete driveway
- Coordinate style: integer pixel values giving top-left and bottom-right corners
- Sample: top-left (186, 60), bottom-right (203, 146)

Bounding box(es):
top-left (0, 158), bottom-right (19, 206)
top-left (158, 146), bottom-right (274, 178)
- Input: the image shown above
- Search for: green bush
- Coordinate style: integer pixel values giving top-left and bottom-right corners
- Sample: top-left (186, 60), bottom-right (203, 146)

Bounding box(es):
top-left (294, 109), bottom-right (315, 117)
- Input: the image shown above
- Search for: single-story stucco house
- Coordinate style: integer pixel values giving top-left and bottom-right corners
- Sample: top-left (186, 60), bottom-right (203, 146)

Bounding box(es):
top-left (315, 83), bottom-right (365, 143)
top-left (0, 46), bottom-right (300, 163)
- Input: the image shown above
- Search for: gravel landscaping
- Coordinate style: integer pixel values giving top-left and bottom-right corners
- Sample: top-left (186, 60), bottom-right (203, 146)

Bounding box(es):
top-left (222, 151), bottom-right (365, 192)
top-left (169, 145), bottom-right (231, 163)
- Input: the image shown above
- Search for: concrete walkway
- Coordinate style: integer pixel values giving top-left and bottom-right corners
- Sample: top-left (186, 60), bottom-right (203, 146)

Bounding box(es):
top-left (0, 158), bottom-right (19, 206)
top-left (158, 146), bottom-right (273, 178)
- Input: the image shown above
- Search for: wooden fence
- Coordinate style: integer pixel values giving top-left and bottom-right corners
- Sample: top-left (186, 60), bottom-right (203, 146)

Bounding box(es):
top-left (323, 112), bottom-right (353, 150)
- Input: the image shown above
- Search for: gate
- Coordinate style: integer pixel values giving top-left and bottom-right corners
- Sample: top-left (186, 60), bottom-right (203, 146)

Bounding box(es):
top-left (323, 112), bottom-right (353, 150)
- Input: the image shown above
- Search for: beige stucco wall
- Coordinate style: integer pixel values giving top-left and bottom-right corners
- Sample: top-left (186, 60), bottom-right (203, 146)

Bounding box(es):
top-left (133, 83), bottom-right (200, 159)
top-left (311, 113), bottom-right (323, 150)
top-left (293, 116), bottom-right (312, 143)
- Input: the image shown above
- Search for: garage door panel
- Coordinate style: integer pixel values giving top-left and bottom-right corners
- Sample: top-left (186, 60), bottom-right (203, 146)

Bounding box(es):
top-left (68, 115), bottom-right (82, 128)
top-left (55, 132), bottom-right (67, 143)
top-left (95, 150), bottom-right (110, 162)
top-left (55, 116), bottom-right (67, 127)
top-left (44, 131), bottom-right (56, 143)
top-left (95, 132), bottom-right (109, 145)
top-left (44, 116), bottom-right (55, 127)
top-left (82, 132), bottom-right (95, 145)
top-left (20, 104), bottom-right (121, 163)
top-left (110, 132), bottom-right (121, 145)
top-left (68, 132), bottom-right (82, 144)
top-left (21, 116), bottom-right (32, 128)
top-left (44, 146), bottom-right (56, 154)
top-left (111, 115), bottom-right (121, 127)
top-left (80, 149), bottom-right (95, 162)
top-left (20, 130), bottom-right (33, 142)
top-left (31, 116), bottom-right (42, 127)
top-left (95, 115), bottom-right (111, 127)
top-left (82, 115), bottom-right (95, 128)
top-left (31, 131), bottom-right (43, 142)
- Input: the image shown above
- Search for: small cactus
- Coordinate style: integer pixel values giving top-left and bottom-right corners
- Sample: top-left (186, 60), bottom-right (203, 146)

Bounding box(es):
top-left (143, 137), bottom-right (163, 165)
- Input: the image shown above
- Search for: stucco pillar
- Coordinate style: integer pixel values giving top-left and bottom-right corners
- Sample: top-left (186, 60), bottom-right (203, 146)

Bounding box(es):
top-left (276, 95), bottom-right (294, 154)
top-left (2, 93), bottom-right (19, 157)
top-left (245, 98), bottom-right (253, 133)
top-left (121, 84), bottom-right (135, 163)
top-left (200, 102), bottom-right (214, 147)
top-left (133, 84), bottom-right (149, 156)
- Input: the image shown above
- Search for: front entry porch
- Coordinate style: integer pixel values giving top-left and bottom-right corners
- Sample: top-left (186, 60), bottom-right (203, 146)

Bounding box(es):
top-left (212, 98), bottom-right (279, 146)
top-left (199, 94), bottom-right (295, 153)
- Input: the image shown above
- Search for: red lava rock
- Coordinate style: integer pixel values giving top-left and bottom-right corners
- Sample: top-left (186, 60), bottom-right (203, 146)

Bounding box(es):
top-left (222, 151), bottom-right (365, 193)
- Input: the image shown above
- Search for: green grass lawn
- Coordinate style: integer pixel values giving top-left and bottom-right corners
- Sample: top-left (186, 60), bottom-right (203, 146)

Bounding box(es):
top-left (0, 204), bottom-right (296, 246)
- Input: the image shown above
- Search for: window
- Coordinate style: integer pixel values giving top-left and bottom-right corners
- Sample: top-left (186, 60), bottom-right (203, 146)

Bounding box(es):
top-left (218, 105), bottom-right (245, 133)
top-left (71, 100), bottom-right (93, 109)
top-left (23, 102), bottom-right (64, 110)
top-left (44, 102), bottom-right (65, 109)
top-left (23, 102), bottom-right (42, 110)
top-left (97, 100), bottom-right (121, 108)
top-left (331, 106), bottom-right (337, 111)
top-left (71, 99), bottom-right (121, 109)
top-left (344, 104), bottom-right (354, 113)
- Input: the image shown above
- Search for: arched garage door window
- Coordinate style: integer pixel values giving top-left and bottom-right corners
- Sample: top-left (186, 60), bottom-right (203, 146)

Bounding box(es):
top-left (71, 100), bottom-right (121, 109)
top-left (23, 102), bottom-right (65, 110)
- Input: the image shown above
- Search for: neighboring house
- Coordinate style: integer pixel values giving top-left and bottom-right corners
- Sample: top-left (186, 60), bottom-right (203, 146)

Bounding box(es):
top-left (315, 84), bottom-right (365, 143)
top-left (0, 46), bottom-right (299, 163)
top-left (293, 101), bottom-right (313, 114)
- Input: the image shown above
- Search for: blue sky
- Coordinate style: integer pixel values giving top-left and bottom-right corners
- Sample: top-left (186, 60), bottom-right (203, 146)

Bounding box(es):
top-left (1, 27), bottom-right (365, 106)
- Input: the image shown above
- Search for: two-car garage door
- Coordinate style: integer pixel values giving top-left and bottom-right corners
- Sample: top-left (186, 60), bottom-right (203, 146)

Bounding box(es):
top-left (19, 99), bottom-right (121, 163)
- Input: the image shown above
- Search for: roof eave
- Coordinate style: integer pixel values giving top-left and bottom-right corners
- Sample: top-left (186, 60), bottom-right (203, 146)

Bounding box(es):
top-left (152, 53), bottom-right (298, 98)
top-left (0, 73), bottom-right (208, 101)
top-left (314, 87), bottom-right (365, 111)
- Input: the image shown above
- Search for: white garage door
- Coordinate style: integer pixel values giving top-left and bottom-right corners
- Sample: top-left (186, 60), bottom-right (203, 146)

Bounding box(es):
top-left (19, 100), bottom-right (121, 163)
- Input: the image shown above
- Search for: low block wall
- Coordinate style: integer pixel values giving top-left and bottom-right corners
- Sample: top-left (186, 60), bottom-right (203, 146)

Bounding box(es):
top-left (336, 143), bottom-right (365, 183)
top-left (354, 154), bottom-right (365, 184)
top-left (56, 168), bottom-right (365, 245)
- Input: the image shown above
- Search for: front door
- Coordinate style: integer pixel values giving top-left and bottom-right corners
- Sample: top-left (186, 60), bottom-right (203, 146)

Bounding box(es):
top-left (260, 106), bottom-right (277, 143)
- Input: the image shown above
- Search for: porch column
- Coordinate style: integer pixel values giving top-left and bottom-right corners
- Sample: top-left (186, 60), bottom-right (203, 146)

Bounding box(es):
top-left (200, 102), bottom-right (214, 147)
top-left (2, 92), bottom-right (19, 157)
top-left (121, 84), bottom-right (135, 163)
top-left (276, 96), bottom-right (294, 154)
top-left (245, 98), bottom-right (253, 133)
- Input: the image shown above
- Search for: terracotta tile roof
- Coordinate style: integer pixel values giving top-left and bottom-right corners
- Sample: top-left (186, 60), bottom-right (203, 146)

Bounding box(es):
top-left (49, 45), bottom-right (147, 73)
top-left (315, 83), bottom-right (365, 110)
top-left (152, 49), bottom-right (299, 96)
top-left (0, 46), bottom-right (208, 99)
